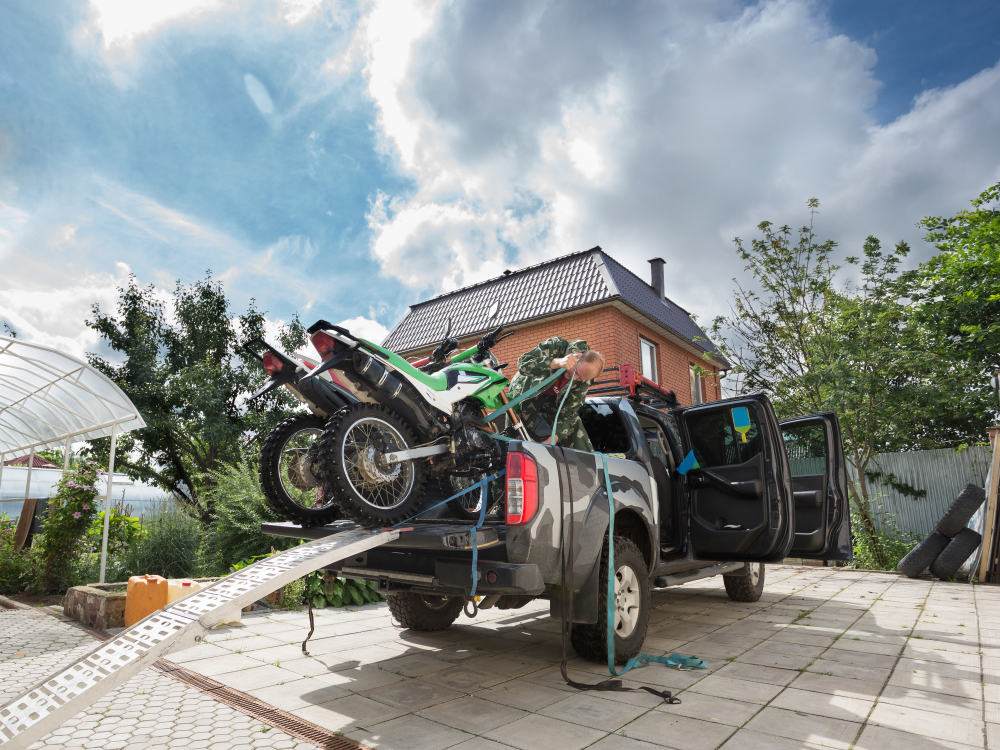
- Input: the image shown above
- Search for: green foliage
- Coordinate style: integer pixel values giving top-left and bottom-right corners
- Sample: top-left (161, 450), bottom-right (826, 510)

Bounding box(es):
top-left (110, 501), bottom-right (202, 581)
top-left (303, 572), bottom-right (382, 609)
top-left (0, 513), bottom-right (30, 594)
top-left (916, 181), bottom-right (1000, 372)
top-left (33, 462), bottom-right (102, 592)
top-left (711, 200), bottom-right (993, 569)
top-left (848, 506), bottom-right (922, 572)
top-left (86, 273), bottom-right (306, 522)
top-left (85, 507), bottom-right (143, 561)
top-left (200, 455), bottom-right (297, 576)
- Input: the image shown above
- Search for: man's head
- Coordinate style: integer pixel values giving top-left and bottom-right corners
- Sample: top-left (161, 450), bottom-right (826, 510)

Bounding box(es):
top-left (574, 350), bottom-right (605, 382)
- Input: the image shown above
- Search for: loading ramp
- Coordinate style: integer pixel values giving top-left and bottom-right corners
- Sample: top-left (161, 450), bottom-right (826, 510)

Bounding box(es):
top-left (0, 526), bottom-right (400, 750)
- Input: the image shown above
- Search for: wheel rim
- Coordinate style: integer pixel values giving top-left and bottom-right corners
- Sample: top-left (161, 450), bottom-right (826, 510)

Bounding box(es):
top-left (341, 417), bottom-right (415, 510)
top-left (450, 475), bottom-right (483, 514)
top-left (420, 595), bottom-right (451, 611)
top-left (279, 427), bottom-right (332, 510)
top-left (614, 564), bottom-right (641, 638)
top-left (749, 562), bottom-right (761, 586)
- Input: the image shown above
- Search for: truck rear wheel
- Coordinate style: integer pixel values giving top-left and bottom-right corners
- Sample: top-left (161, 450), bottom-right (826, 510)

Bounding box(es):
top-left (723, 562), bottom-right (765, 602)
top-left (571, 536), bottom-right (650, 665)
top-left (386, 592), bottom-right (464, 631)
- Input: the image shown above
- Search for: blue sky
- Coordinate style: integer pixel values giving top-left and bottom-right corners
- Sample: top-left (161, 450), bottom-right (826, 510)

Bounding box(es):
top-left (1, 0), bottom-right (999, 357)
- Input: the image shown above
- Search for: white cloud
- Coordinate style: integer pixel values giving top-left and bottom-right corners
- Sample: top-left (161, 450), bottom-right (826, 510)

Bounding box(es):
top-left (358, 0), bottom-right (1000, 324)
top-left (88, 0), bottom-right (222, 46)
top-left (337, 316), bottom-right (389, 344)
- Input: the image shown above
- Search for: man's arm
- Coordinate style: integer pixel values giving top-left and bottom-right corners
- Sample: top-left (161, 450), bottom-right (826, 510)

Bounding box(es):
top-left (551, 382), bottom-right (590, 445)
top-left (517, 337), bottom-right (569, 377)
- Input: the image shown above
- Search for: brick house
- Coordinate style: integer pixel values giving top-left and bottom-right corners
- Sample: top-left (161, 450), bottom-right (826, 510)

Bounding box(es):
top-left (382, 247), bottom-right (729, 406)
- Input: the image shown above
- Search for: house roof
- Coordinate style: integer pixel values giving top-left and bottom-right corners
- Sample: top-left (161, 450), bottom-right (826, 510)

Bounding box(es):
top-left (4, 454), bottom-right (59, 469)
top-left (381, 247), bottom-right (728, 366)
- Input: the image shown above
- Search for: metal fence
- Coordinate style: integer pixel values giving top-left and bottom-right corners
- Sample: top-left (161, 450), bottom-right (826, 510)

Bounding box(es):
top-left (847, 446), bottom-right (992, 535)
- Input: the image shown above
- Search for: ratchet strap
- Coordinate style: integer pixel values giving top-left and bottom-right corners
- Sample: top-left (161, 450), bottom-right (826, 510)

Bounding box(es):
top-left (483, 368), bottom-right (567, 423)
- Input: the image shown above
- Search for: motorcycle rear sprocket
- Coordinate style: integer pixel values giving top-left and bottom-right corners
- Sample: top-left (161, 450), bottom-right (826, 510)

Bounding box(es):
top-left (317, 403), bottom-right (428, 527)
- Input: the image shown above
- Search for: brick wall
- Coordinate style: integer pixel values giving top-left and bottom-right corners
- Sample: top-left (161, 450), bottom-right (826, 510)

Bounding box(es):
top-left (404, 303), bottom-right (721, 406)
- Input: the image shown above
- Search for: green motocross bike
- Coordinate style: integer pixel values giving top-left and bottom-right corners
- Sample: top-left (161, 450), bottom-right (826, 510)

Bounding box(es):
top-left (251, 315), bottom-right (529, 527)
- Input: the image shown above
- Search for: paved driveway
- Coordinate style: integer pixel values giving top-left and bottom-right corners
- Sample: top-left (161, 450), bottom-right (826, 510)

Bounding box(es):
top-left (7, 565), bottom-right (997, 749)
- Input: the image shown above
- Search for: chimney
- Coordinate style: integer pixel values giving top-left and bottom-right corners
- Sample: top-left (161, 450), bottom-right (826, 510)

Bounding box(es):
top-left (648, 258), bottom-right (665, 300)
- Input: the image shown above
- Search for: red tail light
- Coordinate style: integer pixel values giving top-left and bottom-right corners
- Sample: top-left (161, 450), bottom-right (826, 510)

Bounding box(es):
top-left (311, 331), bottom-right (337, 361)
top-left (262, 352), bottom-right (283, 376)
top-left (506, 452), bottom-right (538, 525)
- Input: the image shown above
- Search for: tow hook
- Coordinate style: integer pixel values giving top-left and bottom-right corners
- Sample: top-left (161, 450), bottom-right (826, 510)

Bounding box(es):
top-left (464, 596), bottom-right (480, 618)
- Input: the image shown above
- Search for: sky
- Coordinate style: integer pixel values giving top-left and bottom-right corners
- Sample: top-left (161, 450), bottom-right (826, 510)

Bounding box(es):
top-left (1, 0), bottom-right (999, 360)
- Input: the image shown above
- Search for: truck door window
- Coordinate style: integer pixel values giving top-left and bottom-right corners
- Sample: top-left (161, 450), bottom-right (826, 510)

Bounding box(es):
top-left (782, 423), bottom-right (827, 475)
top-left (688, 408), bottom-right (761, 467)
top-left (579, 403), bottom-right (632, 454)
top-left (639, 418), bottom-right (671, 469)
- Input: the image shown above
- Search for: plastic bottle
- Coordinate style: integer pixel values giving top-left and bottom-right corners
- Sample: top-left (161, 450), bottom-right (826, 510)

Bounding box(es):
top-left (166, 579), bottom-right (201, 604)
top-left (124, 574), bottom-right (168, 627)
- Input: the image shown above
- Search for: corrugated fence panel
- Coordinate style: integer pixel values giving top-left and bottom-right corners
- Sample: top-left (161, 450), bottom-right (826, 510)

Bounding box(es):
top-left (846, 446), bottom-right (992, 535)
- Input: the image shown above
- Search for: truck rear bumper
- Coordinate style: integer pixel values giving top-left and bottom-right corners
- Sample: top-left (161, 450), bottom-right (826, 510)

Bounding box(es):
top-left (262, 521), bottom-right (545, 598)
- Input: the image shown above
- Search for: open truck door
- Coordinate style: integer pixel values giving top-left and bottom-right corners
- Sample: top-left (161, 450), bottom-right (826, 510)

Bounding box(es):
top-left (676, 394), bottom-right (795, 562)
top-left (780, 412), bottom-right (853, 562)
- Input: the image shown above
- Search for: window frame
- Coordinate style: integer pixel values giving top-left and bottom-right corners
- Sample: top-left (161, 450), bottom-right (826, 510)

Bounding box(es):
top-left (690, 364), bottom-right (703, 405)
top-left (639, 337), bottom-right (658, 383)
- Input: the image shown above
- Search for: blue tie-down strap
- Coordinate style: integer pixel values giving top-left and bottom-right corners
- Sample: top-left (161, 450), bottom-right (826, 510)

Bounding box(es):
top-left (484, 368), bottom-right (567, 423)
top-left (598, 453), bottom-right (707, 679)
top-left (393, 470), bottom-right (504, 600)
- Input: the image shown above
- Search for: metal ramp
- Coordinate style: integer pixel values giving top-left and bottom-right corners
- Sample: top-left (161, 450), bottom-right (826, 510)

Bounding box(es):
top-left (0, 526), bottom-right (399, 750)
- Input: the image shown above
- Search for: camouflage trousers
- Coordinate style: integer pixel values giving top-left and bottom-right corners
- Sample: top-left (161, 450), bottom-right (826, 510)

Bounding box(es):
top-left (507, 394), bottom-right (594, 452)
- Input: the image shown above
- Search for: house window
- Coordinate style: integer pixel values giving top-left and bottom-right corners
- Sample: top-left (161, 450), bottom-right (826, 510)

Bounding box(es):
top-left (639, 339), bottom-right (657, 382)
top-left (690, 365), bottom-right (703, 405)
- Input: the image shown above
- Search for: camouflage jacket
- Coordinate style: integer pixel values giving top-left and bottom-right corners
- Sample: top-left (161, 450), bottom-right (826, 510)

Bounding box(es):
top-left (507, 336), bottom-right (592, 445)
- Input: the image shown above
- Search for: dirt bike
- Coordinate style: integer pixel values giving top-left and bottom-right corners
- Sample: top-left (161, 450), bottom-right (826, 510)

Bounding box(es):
top-left (249, 313), bottom-right (528, 527)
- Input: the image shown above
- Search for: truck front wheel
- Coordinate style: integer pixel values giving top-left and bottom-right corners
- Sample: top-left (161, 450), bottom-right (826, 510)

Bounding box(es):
top-left (571, 536), bottom-right (650, 665)
top-left (386, 592), bottom-right (464, 631)
top-left (723, 562), bottom-right (765, 602)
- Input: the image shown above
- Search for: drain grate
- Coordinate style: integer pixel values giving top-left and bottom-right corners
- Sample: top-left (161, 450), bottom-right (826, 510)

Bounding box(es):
top-left (83, 627), bottom-right (369, 750)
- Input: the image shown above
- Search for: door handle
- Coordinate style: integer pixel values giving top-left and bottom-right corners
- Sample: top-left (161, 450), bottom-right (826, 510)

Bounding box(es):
top-left (688, 470), bottom-right (761, 498)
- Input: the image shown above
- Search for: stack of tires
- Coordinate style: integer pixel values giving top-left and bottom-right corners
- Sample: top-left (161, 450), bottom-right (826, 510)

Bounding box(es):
top-left (897, 484), bottom-right (987, 580)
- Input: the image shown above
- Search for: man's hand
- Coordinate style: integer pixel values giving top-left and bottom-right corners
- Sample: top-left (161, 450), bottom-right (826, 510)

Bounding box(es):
top-left (551, 353), bottom-right (582, 371)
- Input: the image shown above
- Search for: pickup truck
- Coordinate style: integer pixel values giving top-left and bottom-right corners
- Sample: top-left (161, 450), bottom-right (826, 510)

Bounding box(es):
top-left (264, 384), bottom-right (852, 664)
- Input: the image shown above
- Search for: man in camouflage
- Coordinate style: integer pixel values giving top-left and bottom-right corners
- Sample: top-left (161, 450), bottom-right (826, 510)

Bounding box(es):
top-left (507, 337), bottom-right (605, 451)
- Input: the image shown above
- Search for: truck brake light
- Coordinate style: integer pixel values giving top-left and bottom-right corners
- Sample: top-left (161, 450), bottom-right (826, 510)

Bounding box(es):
top-left (261, 352), bottom-right (283, 376)
top-left (506, 452), bottom-right (538, 525)
top-left (311, 331), bottom-right (338, 361)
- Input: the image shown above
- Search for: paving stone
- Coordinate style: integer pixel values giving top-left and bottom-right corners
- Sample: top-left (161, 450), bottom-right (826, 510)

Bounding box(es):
top-left (867, 702), bottom-right (984, 746)
top-left (853, 724), bottom-right (982, 750)
top-left (770, 686), bottom-right (874, 722)
top-left (619, 711), bottom-right (736, 750)
top-left (744, 706), bottom-right (860, 749)
top-left (347, 714), bottom-right (470, 750)
top-left (482, 713), bottom-right (606, 750)
top-left (363, 678), bottom-right (465, 711)
top-left (418, 695), bottom-right (529, 733)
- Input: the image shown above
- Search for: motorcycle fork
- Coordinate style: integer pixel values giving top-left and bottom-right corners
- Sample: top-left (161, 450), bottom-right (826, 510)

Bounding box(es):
top-left (498, 392), bottom-right (532, 442)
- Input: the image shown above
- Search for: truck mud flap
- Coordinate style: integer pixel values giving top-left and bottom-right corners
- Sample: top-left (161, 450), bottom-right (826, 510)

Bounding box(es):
top-left (0, 527), bottom-right (399, 750)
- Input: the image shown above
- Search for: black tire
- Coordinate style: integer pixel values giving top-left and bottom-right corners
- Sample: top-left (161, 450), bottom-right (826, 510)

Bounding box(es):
top-left (897, 530), bottom-right (950, 578)
top-left (571, 537), bottom-right (650, 665)
top-left (723, 562), bottom-right (765, 602)
top-left (318, 403), bottom-right (428, 527)
top-left (259, 414), bottom-right (341, 526)
top-left (439, 474), bottom-right (505, 520)
top-left (929, 528), bottom-right (983, 580)
top-left (935, 484), bottom-right (987, 538)
top-left (386, 592), bottom-right (464, 630)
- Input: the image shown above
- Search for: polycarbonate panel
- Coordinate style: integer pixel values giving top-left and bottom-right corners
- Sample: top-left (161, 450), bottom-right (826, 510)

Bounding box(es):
top-left (0, 336), bottom-right (145, 456)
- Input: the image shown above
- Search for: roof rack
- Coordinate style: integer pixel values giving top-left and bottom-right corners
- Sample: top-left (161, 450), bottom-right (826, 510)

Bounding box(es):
top-left (588, 364), bottom-right (678, 409)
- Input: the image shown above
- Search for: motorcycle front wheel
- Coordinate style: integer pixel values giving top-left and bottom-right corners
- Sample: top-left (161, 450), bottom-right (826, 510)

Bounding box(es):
top-left (259, 413), bottom-right (342, 527)
top-left (318, 403), bottom-right (428, 526)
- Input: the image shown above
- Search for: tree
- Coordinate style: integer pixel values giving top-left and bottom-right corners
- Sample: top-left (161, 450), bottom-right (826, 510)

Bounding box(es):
top-left (915, 181), bottom-right (1000, 379)
top-left (86, 273), bottom-right (306, 523)
top-left (711, 201), bottom-right (991, 568)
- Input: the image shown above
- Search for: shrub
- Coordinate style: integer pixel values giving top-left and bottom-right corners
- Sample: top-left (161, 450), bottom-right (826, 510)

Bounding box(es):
top-left (228, 552), bottom-right (382, 610)
top-left (200, 455), bottom-right (296, 576)
top-left (34, 462), bottom-right (102, 592)
top-left (0, 513), bottom-right (29, 594)
top-left (849, 506), bottom-right (923, 571)
top-left (111, 500), bottom-right (202, 580)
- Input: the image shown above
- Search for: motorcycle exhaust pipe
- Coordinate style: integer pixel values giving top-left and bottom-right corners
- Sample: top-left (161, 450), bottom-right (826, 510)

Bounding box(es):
top-left (353, 351), bottom-right (403, 399)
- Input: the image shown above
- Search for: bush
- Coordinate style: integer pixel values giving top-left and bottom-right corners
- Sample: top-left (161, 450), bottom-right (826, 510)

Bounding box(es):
top-left (110, 500), bottom-right (202, 581)
top-left (200, 455), bottom-right (296, 576)
top-left (34, 462), bottom-right (102, 592)
top-left (0, 513), bottom-right (29, 594)
top-left (849, 506), bottom-right (923, 571)
top-left (228, 552), bottom-right (382, 610)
